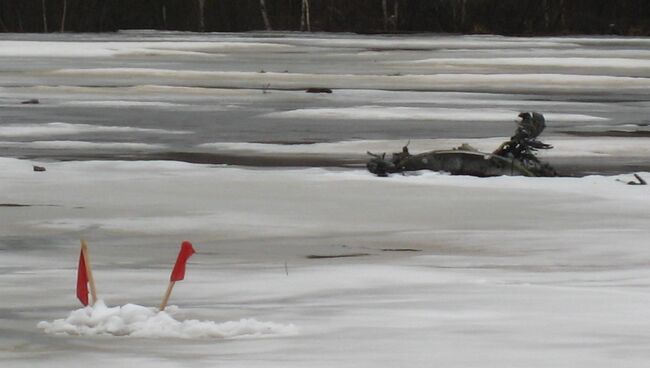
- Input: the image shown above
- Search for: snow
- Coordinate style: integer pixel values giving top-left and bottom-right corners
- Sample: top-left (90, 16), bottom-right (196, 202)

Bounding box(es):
top-left (263, 106), bottom-right (607, 122)
top-left (60, 100), bottom-right (189, 108)
top-left (1, 158), bottom-right (650, 366)
top-left (0, 41), bottom-right (293, 58)
top-left (0, 140), bottom-right (167, 151)
top-left (3, 31), bottom-right (650, 368)
top-left (38, 300), bottom-right (297, 339)
top-left (405, 57), bottom-right (650, 70)
top-left (0, 122), bottom-right (190, 137)
top-left (49, 68), bottom-right (650, 93)
top-left (197, 136), bottom-right (650, 158)
top-left (257, 35), bottom-right (579, 50)
top-left (2, 157), bottom-right (650, 368)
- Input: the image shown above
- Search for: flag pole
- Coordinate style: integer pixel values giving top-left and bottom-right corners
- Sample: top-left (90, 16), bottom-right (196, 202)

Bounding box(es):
top-left (159, 281), bottom-right (176, 311)
top-left (159, 241), bottom-right (196, 311)
top-left (80, 239), bottom-right (98, 305)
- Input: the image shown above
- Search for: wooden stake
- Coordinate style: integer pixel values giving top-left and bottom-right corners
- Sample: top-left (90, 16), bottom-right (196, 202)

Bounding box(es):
top-left (80, 239), bottom-right (98, 305)
top-left (160, 281), bottom-right (176, 311)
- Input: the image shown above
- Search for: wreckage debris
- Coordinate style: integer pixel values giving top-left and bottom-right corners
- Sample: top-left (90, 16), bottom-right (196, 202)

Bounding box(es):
top-left (367, 112), bottom-right (557, 177)
top-left (627, 174), bottom-right (647, 185)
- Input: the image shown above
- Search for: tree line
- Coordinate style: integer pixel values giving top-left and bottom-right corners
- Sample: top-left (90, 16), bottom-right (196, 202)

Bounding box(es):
top-left (1, 0), bottom-right (649, 35)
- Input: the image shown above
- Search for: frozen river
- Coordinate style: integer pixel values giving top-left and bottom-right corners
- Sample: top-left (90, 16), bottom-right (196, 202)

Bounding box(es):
top-left (2, 31), bottom-right (650, 367)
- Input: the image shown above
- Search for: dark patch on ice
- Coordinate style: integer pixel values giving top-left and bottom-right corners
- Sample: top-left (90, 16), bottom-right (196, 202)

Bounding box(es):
top-left (0, 235), bottom-right (69, 252)
top-left (0, 203), bottom-right (59, 208)
top-left (249, 140), bottom-right (325, 145)
top-left (381, 248), bottom-right (422, 252)
top-left (20, 151), bottom-right (365, 168)
top-left (306, 253), bottom-right (370, 259)
top-left (305, 87), bottom-right (332, 94)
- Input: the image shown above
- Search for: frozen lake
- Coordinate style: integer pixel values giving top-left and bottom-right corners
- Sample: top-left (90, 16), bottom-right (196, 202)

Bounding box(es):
top-left (1, 31), bottom-right (650, 172)
top-left (1, 31), bottom-right (650, 367)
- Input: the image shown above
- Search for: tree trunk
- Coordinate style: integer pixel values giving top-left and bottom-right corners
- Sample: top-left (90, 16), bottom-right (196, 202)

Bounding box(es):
top-left (197, 0), bottom-right (205, 32)
top-left (60, 0), bottom-right (67, 32)
top-left (161, 5), bottom-right (167, 30)
top-left (42, 0), bottom-right (48, 32)
top-left (301, 0), bottom-right (311, 31)
top-left (382, 0), bottom-right (388, 31)
top-left (393, 0), bottom-right (399, 30)
top-left (542, 0), bottom-right (550, 30)
top-left (460, 0), bottom-right (466, 31)
top-left (0, 7), bottom-right (7, 32)
top-left (259, 0), bottom-right (272, 30)
top-left (16, 6), bottom-right (24, 32)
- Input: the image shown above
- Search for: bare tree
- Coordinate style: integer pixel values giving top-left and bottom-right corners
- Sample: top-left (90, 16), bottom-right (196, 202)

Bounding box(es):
top-left (161, 4), bottom-right (167, 29)
top-left (259, 0), bottom-right (272, 30)
top-left (60, 0), bottom-right (67, 32)
top-left (542, 0), bottom-right (550, 30)
top-left (42, 0), bottom-right (48, 32)
top-left (392, 0), bottom-right (399, 30)
top-left (382, 0), bottom-right (399, 32)
top-left (197, 0), bottom-right (206, 32)
top-left (382, 0), bottom-right (388, 31)
top-left (300, 0), bottom-right (311, 31)
top-left (0, 8), bottom-right (7, 32)
top-left (459, 0), bottom-right (466, 30)
top-left (559, 0), bottom-right (566, 29)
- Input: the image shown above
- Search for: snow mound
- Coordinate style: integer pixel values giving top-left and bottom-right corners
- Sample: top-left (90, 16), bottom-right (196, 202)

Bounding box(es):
top-left (37, 300), bottom-right (297, 339)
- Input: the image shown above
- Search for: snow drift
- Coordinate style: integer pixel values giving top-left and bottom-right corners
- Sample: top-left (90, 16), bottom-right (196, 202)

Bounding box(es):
top-left (37, 300), bottom-right (297, 339)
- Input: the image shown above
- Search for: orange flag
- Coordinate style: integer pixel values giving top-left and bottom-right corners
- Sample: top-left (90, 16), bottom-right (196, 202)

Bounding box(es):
top-left (170, 241), bottom-right (196, 282)
top-left (76, 249), bottom-right (89, 306)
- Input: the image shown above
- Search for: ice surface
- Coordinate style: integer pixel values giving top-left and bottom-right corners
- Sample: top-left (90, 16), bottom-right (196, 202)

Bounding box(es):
top-left (0, 122), bottom-right (189, 137)
top-left (0, 140), bottom-right (167, 151)
top-left (48, 68), bottom-right (650, 93)
top-left (3, 32), bottom-right (650, 368)
top-left (2, 156), bottom-right (650, 368)
top-left (0, 41), bottom-right (293, 58)
top-left (37, 300), bottom-right (297, 339)
top-left (2, 157), bottom-right (650, 368)
top-left (263, 106), bottom-right (607, 122)
top-left (198, 136), bottom-right (650, 158)
top-left (405, 57), bottom-right (650, 69)
top-left (60, 100), bottom-right (189, 108)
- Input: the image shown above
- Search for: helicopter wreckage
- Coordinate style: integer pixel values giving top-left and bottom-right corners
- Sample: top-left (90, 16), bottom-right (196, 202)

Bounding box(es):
top-left (367, 112), bottom-right (557, 177)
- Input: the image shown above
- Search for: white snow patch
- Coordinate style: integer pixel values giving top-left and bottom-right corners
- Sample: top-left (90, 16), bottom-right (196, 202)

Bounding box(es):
top-left (0, 41), bottom-right (293, 58)
top-left (37, 300), bottom-right (297, 339)
top-left (0, 140), bottom-right (167, 151)
top-left (261, 36), bottom-right (578, 50)
top-left (263, 106), bottom-right (607, 122)
top-left (48, 68), bottom-right (650, 93)
top-left (197, 137), bottom-right (650, 158)
top-left (404, 57), bottom-right (650, 70)
top-left (0, 122), bottom-right (190, 137)
top-left (60, 100), bottom-right (189, 108)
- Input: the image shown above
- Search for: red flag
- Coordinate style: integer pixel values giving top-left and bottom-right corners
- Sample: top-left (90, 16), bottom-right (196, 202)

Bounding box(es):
top-left (76, 249), bottom-right (89, 306)
top-left (170, 241), bottom-right (196, 281)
